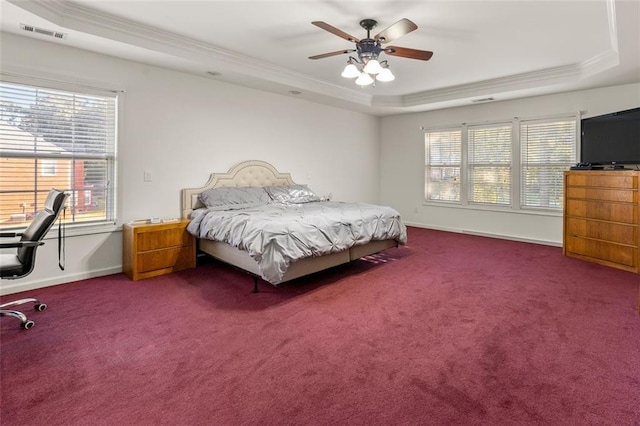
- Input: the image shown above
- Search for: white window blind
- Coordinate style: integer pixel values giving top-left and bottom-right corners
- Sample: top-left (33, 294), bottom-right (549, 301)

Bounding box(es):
top-left (0, 80), bottom-right (117, 229)
top-left (467, 123), bottom-right (512, 206)
top-left (520, 117), bottom-right (577, 210)
top-left (425, 129), bottom-right (461, 202)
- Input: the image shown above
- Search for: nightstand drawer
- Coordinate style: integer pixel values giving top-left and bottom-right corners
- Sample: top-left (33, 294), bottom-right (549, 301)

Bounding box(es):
top-left (137, 227), bottom-right (192, 251)
top-left (137, 246), bottom-right (194, 273)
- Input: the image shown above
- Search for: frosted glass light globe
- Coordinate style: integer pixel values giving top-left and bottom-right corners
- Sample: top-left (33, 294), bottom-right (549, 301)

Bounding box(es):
top-left (363, 59), bottom-right (383, 75)
top-left (376, 68), bottom-right (395, 82)
top-left (341, 63), bottom-right (360, 78)
top-left (355, 72), bottom-right (374, 86)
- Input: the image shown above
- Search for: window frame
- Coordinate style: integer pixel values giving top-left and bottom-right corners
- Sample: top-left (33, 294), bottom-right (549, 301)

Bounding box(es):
top-left (424, 127), bottom-right (463, 204)
top-left (0, 73), bottom-right (121, 235)
top-left (423, 113), bottom-right (579, 216)
top-left (519, 115), bottom-right (579, 212)
top-left (466, 121), bottom-right (514, 208)
top-left (39, 158), bottom-right (57, 177)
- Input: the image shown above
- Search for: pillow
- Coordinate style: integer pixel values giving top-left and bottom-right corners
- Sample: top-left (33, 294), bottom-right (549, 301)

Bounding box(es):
top-left (264, 184), bottom-right (321, 204)
top-left (198, 186), bottom-right (270, 210)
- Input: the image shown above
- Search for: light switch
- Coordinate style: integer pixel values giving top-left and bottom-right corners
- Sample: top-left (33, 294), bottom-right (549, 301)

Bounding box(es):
top-left (144, 170), bottom-right (152, 182)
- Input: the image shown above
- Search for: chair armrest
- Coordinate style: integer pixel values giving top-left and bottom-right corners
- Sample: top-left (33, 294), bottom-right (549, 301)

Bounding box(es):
top-left (0, 241), bottom-right (44, 249)
top-left (0, 232), bottom-right (23, 238)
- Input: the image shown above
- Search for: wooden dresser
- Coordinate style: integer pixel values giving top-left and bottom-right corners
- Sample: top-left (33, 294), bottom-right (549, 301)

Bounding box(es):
top-left (123, 219), bottom-right (196, 280)
top-left (563, 170), bottom-right (639, 274)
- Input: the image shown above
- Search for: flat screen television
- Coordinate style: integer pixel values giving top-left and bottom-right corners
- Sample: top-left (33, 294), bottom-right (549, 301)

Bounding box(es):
top-left (580, 107), bottom-right (640, 166)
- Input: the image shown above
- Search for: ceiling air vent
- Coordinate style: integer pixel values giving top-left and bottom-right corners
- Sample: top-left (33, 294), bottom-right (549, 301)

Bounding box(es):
top-left (20, 24), bottom-right (67, 40)
top-left (471, 97), bottom-right (495, 103)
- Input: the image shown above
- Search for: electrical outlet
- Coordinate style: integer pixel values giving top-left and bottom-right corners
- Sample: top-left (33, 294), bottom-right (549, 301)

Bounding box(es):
top-left (144, 170), bottom-right (152, 182)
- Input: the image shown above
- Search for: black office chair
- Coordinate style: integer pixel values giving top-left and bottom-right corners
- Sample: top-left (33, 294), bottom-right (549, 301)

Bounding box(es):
top-left (0, 189), bottom-right (68, 329)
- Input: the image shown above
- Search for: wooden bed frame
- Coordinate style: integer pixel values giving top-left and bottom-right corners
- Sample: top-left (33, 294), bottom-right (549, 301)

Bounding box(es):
top-left (181, 160), bottom-right (398, 291)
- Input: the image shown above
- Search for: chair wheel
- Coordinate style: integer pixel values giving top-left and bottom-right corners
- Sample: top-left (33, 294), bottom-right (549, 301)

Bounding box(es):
top-left (21, 320), bottom-right (35, 329)
top-left (34, 303), bottom-right (47, 312)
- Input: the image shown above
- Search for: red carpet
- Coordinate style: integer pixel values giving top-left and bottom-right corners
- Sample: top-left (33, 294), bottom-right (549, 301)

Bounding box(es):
top-left (1, 227), bottom-right (639, 425)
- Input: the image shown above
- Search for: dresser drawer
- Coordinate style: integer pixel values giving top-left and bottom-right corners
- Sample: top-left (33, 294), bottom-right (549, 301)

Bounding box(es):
top-left (566, 199), bottom-right (637, 223)
top-left (137, 246), bottom-right (194, 273)
top-left (565, 218), bottom-right (637, 245)
top-left (565, 187), bottom-right (635, 203)
top-left (565, 174), bottom-right (636, 189)
top-left (565, 236), bottom-right (637, 267)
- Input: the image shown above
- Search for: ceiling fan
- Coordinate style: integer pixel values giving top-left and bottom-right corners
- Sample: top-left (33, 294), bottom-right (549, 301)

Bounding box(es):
top-left (309, 18), bottom-right (433, 62)
top-left (309, 18), bottom-right (433, 86)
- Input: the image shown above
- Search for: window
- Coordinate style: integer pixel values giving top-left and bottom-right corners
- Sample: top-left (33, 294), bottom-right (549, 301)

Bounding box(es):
top-left (520, 117), bottom-right (576, 210)
top-left (467, 123), bottom-right (512, 206)
top-left (0, 80), bottom-right (117, 229)
top-left (424, 129), bottom-right (461, 202)
top-left (424, 114), bottom-right (578, 213)
top-left (40, 159), bottom-right (57, 176)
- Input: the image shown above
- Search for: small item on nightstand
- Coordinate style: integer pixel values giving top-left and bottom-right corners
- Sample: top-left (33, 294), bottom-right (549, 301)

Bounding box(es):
top-left (150, 217), bottom-right (160, 224)
top-left (128, 218), bottom-right (150, 225)
top-left (161, 218), bottom-right (179, 223)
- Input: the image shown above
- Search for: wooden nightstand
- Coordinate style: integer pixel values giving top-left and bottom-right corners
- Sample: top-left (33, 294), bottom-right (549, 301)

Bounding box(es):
top-left (123, 219), bottom-right (196, 280)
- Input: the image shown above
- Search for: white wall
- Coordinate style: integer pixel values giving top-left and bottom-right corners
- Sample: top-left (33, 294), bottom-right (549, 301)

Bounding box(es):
top-left (0, 33), bottom-right (381, 295)
top-left (380, 83), bottom-right (640, 245)
top-left (3, 31), bottom-right (638, 295)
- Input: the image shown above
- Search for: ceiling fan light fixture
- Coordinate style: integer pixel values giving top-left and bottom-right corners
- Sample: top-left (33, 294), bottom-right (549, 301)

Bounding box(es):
top-left (376, 67), bottom-right (395, 82)
top-left (355, 72), bottom-right (374, 86)
top-left (341, 63), bottom-right (360, 78)
top-left (363, 59), bottom-right (383, 75)
top-left (310, 18), bottom-right (433, 88)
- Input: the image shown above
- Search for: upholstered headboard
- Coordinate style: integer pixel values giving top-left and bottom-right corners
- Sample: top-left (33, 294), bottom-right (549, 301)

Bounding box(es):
top-left (181, 160), bottom-right (297, 218)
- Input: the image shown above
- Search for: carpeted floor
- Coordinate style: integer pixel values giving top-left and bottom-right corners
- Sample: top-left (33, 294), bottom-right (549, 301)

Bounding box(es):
top-left (1, 227), bottom-right (639, 425)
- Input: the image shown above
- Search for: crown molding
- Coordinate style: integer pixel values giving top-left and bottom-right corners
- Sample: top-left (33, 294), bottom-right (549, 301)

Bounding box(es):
top-left (394, 63), bottom-right (586, 108)
top-left (7, 0), bottom-right (373, 107)
top-left (579, 48), bottom-right (620, 78)
top-left (8, 0), bottom-right (621, 113)
top-left (375, 0), bottom-right (620, 111)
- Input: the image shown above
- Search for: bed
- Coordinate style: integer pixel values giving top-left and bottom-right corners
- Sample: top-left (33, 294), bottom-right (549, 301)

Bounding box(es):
top-left (181, 160), bottom-right (407, 291)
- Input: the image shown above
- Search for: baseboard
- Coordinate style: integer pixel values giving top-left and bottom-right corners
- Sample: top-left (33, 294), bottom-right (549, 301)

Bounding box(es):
top-left (403, 222), bottom-right (462, 235)
top-left (0, 266), bottom-right (122, 296)
top-left (403, 222), bottom-right (562, 247)
top-left (1, 225), bottom-right (560, 296)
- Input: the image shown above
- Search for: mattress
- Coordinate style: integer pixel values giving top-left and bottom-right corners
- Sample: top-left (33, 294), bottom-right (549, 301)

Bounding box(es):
top-left (187, 201), bottom-right (407, 284)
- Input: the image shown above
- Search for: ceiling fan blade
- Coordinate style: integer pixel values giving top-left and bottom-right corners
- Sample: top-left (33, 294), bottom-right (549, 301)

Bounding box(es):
top-left (384, 46), bottom-right (433, 61)
top-left (374, 18), bottom-right (418, 43)
top-left (308, 49), bottom-right (356, 60)
top-left (311, 21), bottom-right (360, 43)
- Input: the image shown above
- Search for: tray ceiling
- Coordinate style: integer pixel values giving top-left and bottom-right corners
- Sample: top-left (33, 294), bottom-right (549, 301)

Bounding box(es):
top-left (1, 0), bottom-right (638, 115)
